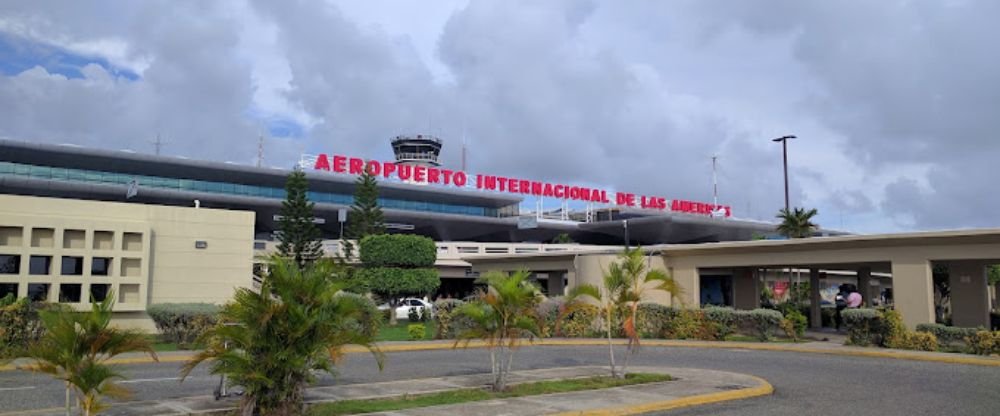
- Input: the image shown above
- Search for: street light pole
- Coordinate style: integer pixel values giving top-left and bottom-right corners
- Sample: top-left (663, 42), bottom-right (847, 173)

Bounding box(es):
top-left (771, 135), bottom-right (797, 212)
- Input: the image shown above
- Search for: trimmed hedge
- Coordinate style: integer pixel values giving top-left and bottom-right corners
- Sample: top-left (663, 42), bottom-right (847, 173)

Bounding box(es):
top-left (741, 309), bottom-right (784, 341)
top-left (843, 308), bottom-right (881, 346)
top-left (356, 267), bottom-right (440, 299)
top-left (359, 234), bottom-right (436, 267)
top-left (916, 323), bottom-right (981, 347)
top-left (147, 303), bottom-right (220, 348)
top-left (965, 331), bottom-right (1000, 355)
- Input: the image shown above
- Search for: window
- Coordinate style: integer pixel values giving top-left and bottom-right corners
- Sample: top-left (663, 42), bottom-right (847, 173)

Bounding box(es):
top-left (59, 284), bottom-right (82, 303)
top-left (63, 229), bottom-right (85, 249)
top-left (91, 257), bottom-right (111, 276)
top-left (0, 226), bottom-right (23, 246)
top-left (253, 241), bottom-right (266, 250)
top-left (31, 228), bottom-right (54, 248)
top-left (27, 283), bottom-right (50, 301)
top-left (119, 284), bottom-right (140, 303)
top-left (121, 258), bottom-right (141, 277)
top-left (123, 233), bottom-right (143, 251)
top-left (29, 255), bottom-right (52, 275)
top-left (90, 284), bottom-right (111, 302)
top-left (61, 256), bottom-right (84, 275)
top-left (0, 283), bottom-right (17, 299)
top-left (0, 254), bottom-right (20, 274)
top-left (93, 231), bottom-right (114, 250)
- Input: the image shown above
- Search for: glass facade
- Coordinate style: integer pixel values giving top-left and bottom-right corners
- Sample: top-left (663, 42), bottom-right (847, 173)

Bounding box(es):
top-left (0, 161), bottom-right (499, 217)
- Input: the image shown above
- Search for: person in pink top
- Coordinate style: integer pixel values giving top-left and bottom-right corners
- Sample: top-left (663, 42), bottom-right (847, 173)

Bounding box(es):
top-left (847, 290), bottom-right (863, 308)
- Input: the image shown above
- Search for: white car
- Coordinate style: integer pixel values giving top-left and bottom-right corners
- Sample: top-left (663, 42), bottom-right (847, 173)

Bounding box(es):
top-left (378, 298), bottom-right (434, 321)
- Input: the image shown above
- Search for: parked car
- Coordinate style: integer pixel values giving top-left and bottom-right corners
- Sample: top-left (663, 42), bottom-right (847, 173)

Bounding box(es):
top-left (377, 298), bottom-right (434, 320)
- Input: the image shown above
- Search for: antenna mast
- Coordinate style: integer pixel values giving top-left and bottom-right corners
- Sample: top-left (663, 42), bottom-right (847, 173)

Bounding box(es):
top-left (151, 134), bottom-right (167, 156)
top-left (257, 135), bottom-right (264, 168)
top-left (711, 155), bottom-right (719, 207)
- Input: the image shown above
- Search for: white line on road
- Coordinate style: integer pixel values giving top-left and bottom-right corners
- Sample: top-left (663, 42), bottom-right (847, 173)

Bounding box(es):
top-left (119, 377), bottom-right (180, 384)
top-left (0, 386), bottom-right (36, 391)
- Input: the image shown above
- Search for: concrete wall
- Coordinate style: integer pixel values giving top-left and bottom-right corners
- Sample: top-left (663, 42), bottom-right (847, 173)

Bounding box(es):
top-left (0, 195), bottom-right (255, 331)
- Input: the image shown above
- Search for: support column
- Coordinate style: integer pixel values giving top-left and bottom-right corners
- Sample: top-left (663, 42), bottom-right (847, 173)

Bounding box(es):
top-left (670, 265), bottom-right (699, 308)
top-left (948, 261), bottom-right (990, 328)
top-left (547, 271), bottom-right (566, 297)
top-left (810, 268), bottom-right (821, 329)
top-left (732, 268), bottom-right (759, 310)
top-left (891, 258), bottom-right (935, 329)
top-left (857, 267), bottom-right (872, 307)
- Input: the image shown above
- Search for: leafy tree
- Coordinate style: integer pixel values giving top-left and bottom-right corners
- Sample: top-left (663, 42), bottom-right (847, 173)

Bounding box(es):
top-left (182, 256), bottom-right (383, 416)
top-left (776, 207), bottom-right (819, 238)
top-left (343, 171), bottom-right (385, 259)
top-left (551, 233), bottom-right (575, 244)
top-left (989, 265), bottom-right (1000, 286)
top-left (23, 294), bottom-right (157, 416)
top-left (453, 270), bottom-right (543, 391)
top-left (358, 234), bottom-right (440, 325)
top-left (564, 247), bottom-right (682, 378)
top-left (276, 168), bottom-right (323, 267)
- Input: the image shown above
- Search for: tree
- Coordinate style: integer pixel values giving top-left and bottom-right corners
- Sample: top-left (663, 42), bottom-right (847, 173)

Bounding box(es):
top-left (776, 207), bottom-right (819, 238)
top-left (564, 247), bottom-right (682, 379)
top-left (182, 256), bottom-right (383, 416)
top-left (551, 233), bottom-right (575, 244)
top-left (358, 234), bottom-right (440, 325)
top-left (453, 270), bottom-right (543, 391)
top-left (23, 294), bottom-right (157, 416)
top-left (343, 171), bottom-right (385, 259)
top-left (276, 168), bottom-right (323, 267)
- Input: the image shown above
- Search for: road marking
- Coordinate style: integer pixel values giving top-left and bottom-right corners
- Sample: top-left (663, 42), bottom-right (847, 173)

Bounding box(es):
top-left (119, 377), bottom-right (180, 384)
top-left (0, 386), bottom-right (36, 391)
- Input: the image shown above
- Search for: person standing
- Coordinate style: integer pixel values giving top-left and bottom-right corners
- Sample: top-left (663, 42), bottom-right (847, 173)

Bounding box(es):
top-left (834, 284), bottom-right (849, 331)
top-left (847, 285), bottom-right (863, 309)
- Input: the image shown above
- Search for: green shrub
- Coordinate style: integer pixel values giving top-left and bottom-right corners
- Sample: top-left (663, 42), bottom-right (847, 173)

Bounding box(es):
top-left (146, 303), bottom-right (220, 348)
top-left (916, 323), bottom-right (981, 347)
top-left (0, 296), bottom-right (47, 358)
top-left (433, 299), bottom-right (470, 339)
top-left (879, 309), bottom-right (908, 349)
top-left (560, 303), bottom-right (601, 337)
top-left (356, 267), bottom-right (441, 302)
top-left (965, 331), bottom-right (1000, 355)
top-left (407, 323), bottom-right (426, 341)
top-left (743, 309), bottom-right (784, 341)
top-left (359, 234), bottom-right (437, 267)
top-left (900, 331), bottom-right (938, 351)
top-left (782, 308), bottom-right (808, 339)
top-left (335, 292), bottom-right (383, 339)
top-left (535, 297), bottom-right (564, 338)
top-left (703, 306), bottom-right (738, 339)
top-left (636, 303), bottom-right (676, 338)
top-left (663, 308), bottom-right (701, 339)
top-left (843, 308), bottom-right (881, 346)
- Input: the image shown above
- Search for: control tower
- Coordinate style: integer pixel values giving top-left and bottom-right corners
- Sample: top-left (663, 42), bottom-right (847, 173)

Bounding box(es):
top-left (391, 134), bottom-right (442, 167)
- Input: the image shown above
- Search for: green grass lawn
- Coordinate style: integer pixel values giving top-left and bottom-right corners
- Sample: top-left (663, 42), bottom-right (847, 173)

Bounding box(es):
top-left (376, 320), bottom-right (437, 342)
top-left (309, 372), bottom-right (671, 415)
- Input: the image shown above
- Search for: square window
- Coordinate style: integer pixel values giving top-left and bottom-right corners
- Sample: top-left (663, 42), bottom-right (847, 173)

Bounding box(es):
top-left (89, 284), bottom-right (111, 302)
top-left (91, 257), bottom-right (111, 276)
top-left (31, 228), bottom-right (54, 248)
top-left (59, 284), bottom-right (82, 303)
top-left (0, 226), bottom-right (23, 247)
top-left (61, 256), bottom-right (84, 275)
top-left (119, 284), bottom-right (140, 303)
top-left (120, 258), bottom-right (141, 277)
top-left (0, 283), bottom-right (17, 299)
top-left (63, 229), bottom-right (85, 249)
top-left (123, 232), bottom-right (143, 251)
top-left (29, 256), bottom-right (52, 275)
top-left (0, 254), bottom-right (20, 274)
top-left (93, 231), bottom-right (114, 250)
top-left (27, 283), bottom-right (50, 302)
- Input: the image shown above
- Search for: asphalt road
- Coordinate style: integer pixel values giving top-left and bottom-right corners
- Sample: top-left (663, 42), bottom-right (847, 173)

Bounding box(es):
top-left (1, 345), bottom-right (998, 415)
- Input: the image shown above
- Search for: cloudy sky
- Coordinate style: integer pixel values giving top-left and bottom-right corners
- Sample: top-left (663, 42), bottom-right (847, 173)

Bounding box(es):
top-left (1, 0), bottom-right (997, 233)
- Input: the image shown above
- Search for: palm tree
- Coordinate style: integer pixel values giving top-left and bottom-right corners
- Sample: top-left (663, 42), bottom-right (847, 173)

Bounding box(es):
top-left (776, 207), bottom-right (819, 238)
top-left (23, 294), bottom-right (157, 416)
top-left (564, 247), bottom-right (683, 378)
top-left (182, 257), bottom-right (383, 416)
top-left (453, 270), bottom-right (543, 392)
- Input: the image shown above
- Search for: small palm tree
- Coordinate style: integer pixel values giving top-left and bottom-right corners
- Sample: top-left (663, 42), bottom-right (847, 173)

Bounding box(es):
top-left (776, 207), bottom-right (819, 238)
top-left (23, 294), bottom-right (157, 416)
top-left (453, 270), bottom-right (543, 392)
top-left (564, 247), bottom-right (682, 378)
top-left (182, 257), bottom-right (383, 416)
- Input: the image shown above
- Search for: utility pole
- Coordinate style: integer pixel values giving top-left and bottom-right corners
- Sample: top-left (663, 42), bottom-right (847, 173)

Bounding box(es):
top-left (771, 135), bottom-right (797, 212)
top-left (711, 155), bottom-right (719, 208)
top-left (151, 134), bottom-right (167, 156)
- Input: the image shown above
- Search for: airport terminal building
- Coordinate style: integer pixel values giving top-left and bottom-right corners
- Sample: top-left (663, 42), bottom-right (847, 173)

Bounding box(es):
top-left (4, 137), bottom-right (992, 331)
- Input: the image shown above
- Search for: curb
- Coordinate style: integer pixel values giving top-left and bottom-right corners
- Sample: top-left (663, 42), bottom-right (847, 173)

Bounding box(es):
top-left (3, 339), bottom-right (998, 372)
top-left (547, 375), bottom-right (774, 416)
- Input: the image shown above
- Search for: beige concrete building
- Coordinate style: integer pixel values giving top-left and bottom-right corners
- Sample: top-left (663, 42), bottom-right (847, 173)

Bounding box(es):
top-left (0, 195), bottom-right (255, 331)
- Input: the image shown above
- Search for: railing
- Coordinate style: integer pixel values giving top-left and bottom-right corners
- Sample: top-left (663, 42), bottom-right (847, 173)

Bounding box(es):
top-left (255, 240), bottom-right (594, 261)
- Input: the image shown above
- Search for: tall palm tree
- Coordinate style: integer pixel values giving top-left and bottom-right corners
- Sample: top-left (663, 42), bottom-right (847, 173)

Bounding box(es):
top-left (776, 207), bottom-right (819, 238)
top-left (23, 294), bottom-right (157, 416)
top-left (182, 257), bottom-right (383, 416)
top-left (453, 270), bottom-right (543, 392)
top-left (564, 247), bottom-right (683, 378)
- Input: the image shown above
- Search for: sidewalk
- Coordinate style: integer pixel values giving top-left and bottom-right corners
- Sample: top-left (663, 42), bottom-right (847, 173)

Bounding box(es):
top-left (14, 366), bottom-right (771, 416)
